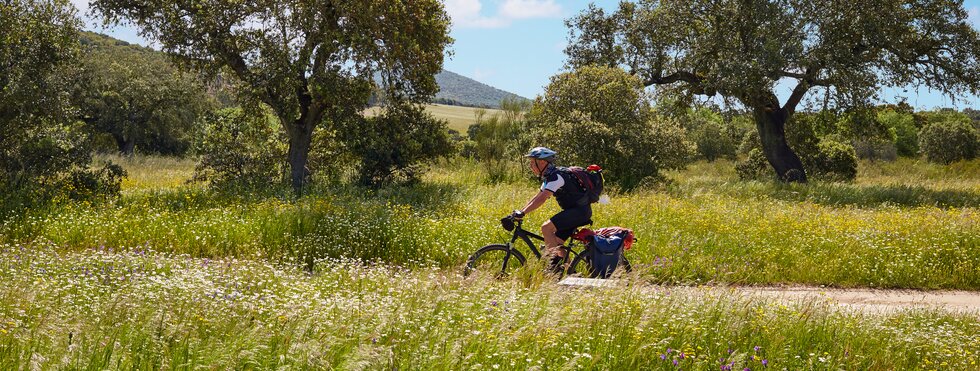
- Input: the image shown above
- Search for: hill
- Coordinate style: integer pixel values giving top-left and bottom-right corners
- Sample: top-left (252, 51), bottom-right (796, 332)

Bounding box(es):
top-left (432, 70), bottom-right (529, 108)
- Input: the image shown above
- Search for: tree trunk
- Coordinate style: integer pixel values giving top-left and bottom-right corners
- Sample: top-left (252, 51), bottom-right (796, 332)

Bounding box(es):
top-left (753, 107), bottom-right (807, 183)
top-left (114, 134), bottom-right (136, 157)
top-left (287, 121), bottom-right (314, 195)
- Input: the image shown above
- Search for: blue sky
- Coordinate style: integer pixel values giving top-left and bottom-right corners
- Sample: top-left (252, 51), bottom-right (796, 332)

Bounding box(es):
top-left (76, 0), bottom-right (980, 110)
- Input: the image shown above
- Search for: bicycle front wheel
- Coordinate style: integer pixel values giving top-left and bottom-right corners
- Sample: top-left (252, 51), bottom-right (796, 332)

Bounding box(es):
top-left (464, 244), bottom-right (527, 277)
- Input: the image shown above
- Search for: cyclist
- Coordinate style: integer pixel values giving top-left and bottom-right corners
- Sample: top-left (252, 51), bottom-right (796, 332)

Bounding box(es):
top-left (508, 146), bottom-right (591, 273)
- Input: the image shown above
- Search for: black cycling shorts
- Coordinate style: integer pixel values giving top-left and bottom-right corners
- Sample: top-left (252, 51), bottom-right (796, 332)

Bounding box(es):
top-left (550, 206), bottom-right (592, 240)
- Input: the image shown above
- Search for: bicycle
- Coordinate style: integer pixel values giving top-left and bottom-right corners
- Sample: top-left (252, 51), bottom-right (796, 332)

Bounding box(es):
top-left (464, 216), bottom-right (632, 278)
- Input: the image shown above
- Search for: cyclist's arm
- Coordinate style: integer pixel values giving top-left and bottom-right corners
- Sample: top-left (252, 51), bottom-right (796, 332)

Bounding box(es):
top-left (520, 190), bottom-right (552, 215)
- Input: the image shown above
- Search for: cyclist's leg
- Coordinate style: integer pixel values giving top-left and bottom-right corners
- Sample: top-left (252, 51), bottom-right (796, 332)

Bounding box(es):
top-left (540, 220), bottom-right (564, 258)
top-left (544, 206), bottom-right (592, 258)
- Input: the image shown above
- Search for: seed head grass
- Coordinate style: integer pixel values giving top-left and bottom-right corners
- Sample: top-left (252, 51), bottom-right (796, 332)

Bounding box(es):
top-left (5, 157), bottom-right (976, 289)
top-left (0, 245), bottom-right (977, 369)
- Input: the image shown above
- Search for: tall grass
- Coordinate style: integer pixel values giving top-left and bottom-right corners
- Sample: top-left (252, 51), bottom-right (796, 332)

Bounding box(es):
top-left (2, 157), bottom-right (978, 289)
top-left (1, 246), bottom-right (977, 369)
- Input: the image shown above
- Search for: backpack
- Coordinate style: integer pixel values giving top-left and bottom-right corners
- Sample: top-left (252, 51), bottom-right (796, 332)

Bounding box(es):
top-left (585, 227), bottom-right (634, 279)
top-left (561, 165), bottom-right (604, 204)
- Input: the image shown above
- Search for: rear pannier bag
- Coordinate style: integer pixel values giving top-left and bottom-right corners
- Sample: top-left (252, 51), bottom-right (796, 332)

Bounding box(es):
top-left (586, 227), bottom-right (634, 278)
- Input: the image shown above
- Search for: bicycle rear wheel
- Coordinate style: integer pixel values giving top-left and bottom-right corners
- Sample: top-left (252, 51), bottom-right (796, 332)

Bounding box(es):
top-left (464, 244), bottom-right (527, 277)
top-left (568, 252), bottom-right (632, 278)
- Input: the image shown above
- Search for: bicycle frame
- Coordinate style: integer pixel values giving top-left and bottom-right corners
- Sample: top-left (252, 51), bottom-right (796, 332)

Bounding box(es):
top-left (506, 219), bottom-right (582, 262)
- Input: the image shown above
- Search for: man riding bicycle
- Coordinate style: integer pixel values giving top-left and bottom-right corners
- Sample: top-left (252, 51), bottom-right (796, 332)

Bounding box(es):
top-left (508, 147), bottom-right (592, 273)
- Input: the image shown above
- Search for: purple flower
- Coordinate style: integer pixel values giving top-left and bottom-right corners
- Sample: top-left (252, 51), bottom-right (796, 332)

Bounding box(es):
top-left (673, 359), bottom-right (678, 366)
top-left (754, 346), bottom-right (761, 352)
top-left (679, 352), bottom-right (685, 359)
top-left (667, 348), bottom-right (673, 353)
top-left (491, 300), bottom-right (497, 306)
top-left (761, 359), bottom-right (768, 367)
top-left (744, 368), bottom-right (751, 371)
top-left (660, 354), bottom-right (667, 360)
top-left (372, 338), bottom-right (377, 344)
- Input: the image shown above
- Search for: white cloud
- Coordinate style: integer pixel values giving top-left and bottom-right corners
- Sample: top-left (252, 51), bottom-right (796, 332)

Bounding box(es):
top-left (499, 0), bottom-right (562, 19)
top-left (445, 0), bottom-right (506, 28)
top-left (445, 0), bottom-right (563, 29)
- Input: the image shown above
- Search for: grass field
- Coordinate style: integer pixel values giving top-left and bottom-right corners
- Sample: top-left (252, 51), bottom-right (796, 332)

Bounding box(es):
top-left (2, 246), bottom-right (978, 369)
top-left (364, 104), bottom-right (503, 133)
top-left (1, 156), bottom-right (978, 368)
top-left (6, 157), bottom-right (976, 289)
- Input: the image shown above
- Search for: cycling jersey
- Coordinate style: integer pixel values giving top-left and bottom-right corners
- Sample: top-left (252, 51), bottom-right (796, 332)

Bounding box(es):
top-left (541, 165), bottom-right (588, 210)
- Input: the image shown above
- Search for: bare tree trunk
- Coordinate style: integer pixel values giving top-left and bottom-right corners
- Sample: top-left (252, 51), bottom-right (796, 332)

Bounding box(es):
top-left (282, 82), bottom-right (323, 195)
top-left (287, 121), bottom-right (313, 195)
top-left (114, 134), bottom-right (136, 157)
top-left (753, 107), bottom-right (807, 183)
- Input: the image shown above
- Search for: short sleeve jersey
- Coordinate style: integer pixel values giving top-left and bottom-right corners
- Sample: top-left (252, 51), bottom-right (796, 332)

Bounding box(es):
top-left (540, 168), bottom-right (565, 193)
top-left (540, 165), bottom-right (588, 210)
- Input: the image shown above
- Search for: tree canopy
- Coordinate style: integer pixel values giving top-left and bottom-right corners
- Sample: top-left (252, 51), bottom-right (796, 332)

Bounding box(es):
top-left (1, 0), bottom-right (80, 190)
top-left (0, 0), bottom-right (78, 128)
top-left (528, 66), bottom-right (694, 188)
top-left (92, 0), bottom-right (453, 192)
top-left (1, 0), bottom-right (125, 208)
top-left (566, 0), bottom-right (980, 181)
top-left (76, 32), bottom-right (213, 156)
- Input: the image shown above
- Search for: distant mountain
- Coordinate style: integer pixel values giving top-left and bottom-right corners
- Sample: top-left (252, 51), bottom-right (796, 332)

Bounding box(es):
top-left (433, 70), bottom-right (529, 109)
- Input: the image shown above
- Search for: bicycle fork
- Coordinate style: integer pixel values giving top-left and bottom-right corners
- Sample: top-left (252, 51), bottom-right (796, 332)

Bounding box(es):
top-left (500, 242), bottom-right (514, 274)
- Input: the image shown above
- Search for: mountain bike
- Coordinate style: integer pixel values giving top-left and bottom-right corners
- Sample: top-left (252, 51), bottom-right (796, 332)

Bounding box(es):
top-left (464, 216), bottom-right (632, 278)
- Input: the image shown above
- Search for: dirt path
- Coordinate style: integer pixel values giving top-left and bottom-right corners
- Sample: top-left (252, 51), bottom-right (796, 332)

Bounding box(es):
top-left (558, 278), bottom-right (980, 315)
top-left (740, 286), bottom-right (980, 314)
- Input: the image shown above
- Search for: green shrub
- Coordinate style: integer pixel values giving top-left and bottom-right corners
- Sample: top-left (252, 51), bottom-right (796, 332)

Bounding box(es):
top-left (527, 66), bottom-right (694, 189)
top-left (458, 140), bottom-right (478, 159)
top-left (737, 130), bottom-right (761, 156)
top-left (853, 138), bottom-right (898, 162)
top-left (919, 119), bottom-right (979, 164)
top-left (192, 107), bottom-right (287, 191)
top-left (307, 125), bottom-right (354, 184)
top-left (62, 161), bottom-right (127, 202)
top-left (878, 109), bottom-right (918, 157)
top-left (809, 138), bottom-right (858, 181)
top-left (785, 114), bottom-right (822, 161)
top-left (343, 105), bottom-right (453, 186)
top-left (471, 109), bottom-right (522, 182)
top-left (1, 121), bottom-right (125, 213)
top-left (736, 149), bottom-right (771, 181)
top-left (688, 113), bottom-right (737, 161)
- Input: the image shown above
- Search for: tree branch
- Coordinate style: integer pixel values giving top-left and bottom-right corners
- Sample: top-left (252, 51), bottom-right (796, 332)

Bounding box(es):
top-left (643, 70), bottom-right (701, 86)
top-left (782, 80), bottom-right (810, 115)
top-left (779, 69), bottom-right (830, 86)
top-left (641, 70), bottom-right (714, 95)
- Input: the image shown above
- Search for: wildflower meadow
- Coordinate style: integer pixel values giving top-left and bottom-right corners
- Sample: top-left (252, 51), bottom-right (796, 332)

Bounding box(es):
top-left (0, 156), bottom-right (978, 368)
